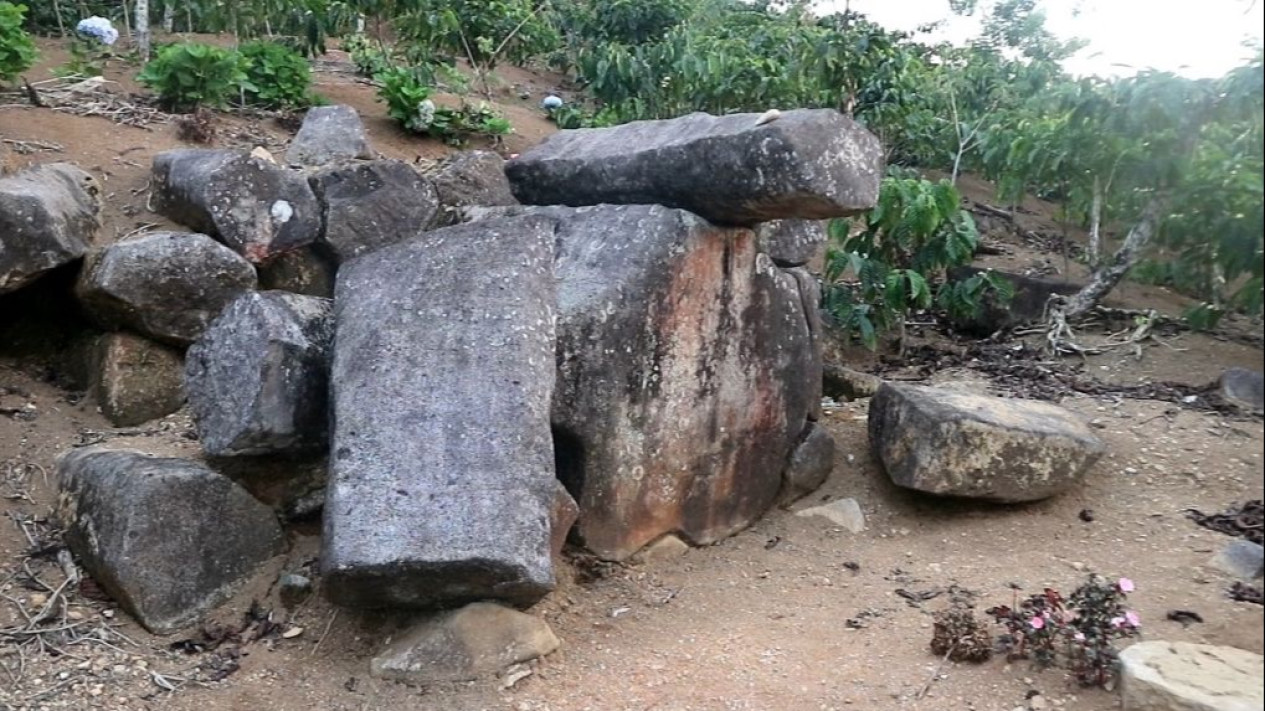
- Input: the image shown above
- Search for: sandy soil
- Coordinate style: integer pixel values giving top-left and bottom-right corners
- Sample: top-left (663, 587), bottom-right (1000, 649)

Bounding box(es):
top-left (1, 35), bottom-right (1263, 711)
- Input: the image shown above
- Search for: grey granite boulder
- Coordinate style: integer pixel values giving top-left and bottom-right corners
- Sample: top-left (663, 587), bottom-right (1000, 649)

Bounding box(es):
top-left (505, 109), bottom-right (883, 226)
top-left (471, 204), bottom-right (819, 561)
top-left (755, 219), bottom-right (827, 267)
top-left (152, 148), bottom-right (321, 262)
top-left (56, 448), bottom-right (284, 634)
top-left (1219, 367), bottom-right (1264, 413)
top-left (781, 422), bottom-right (836, 502)
top-left (285, 105), bottom-right (375, 168)
top-left (0, 163), bottom-right (101, 294)
top-left (370, 602), bottom-right (559, 683)
top-left (308, 160), bottom-right (439, 263)
top-left (868, 383), bottom-right (1105, 502)
top-left (429, 150), bottom-right (517, 225)
top-left (89, 332), bottom-right (185, 427)
top-left (185, 291), bottom-right (333, 457)
top-left (321, 216), bottom-right (559, 608)
top-left (75, 231), bottom-right (257, 346)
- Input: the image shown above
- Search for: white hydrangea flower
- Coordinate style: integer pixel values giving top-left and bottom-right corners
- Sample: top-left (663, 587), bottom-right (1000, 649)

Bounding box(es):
top-left (75, 16), bottom-right (119, 46)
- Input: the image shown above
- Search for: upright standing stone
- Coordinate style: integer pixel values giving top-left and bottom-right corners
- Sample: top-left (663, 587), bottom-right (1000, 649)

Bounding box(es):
top-left (471, 204), bottom-right (818, 561)
top-left (151, 149), bottom-right (322, 262)
top-left (0, 163), bottom-right (101, 294)
top-left (505, 109), bottom-right (883, 226)
top-left (322, 217), bottom-right (559, 608)
top-left (185, 291), bottom-right (333, 457)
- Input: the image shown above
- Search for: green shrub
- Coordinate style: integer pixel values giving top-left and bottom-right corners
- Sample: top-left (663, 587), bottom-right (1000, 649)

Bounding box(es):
top-left (824, 177), bottom-right (1012, 349)
top-left (377, 65), bottom-right (511, 144)
top-left (0, 2), bottom-right (37, 83)
top-left (137, 42), bottom-right (251, 112)
top-left (239, 40), bottom-right (312, 108)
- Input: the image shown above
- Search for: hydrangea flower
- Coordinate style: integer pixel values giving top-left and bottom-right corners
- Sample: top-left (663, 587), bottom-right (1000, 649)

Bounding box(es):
top-left (76, 16), bottom-right (119, 46)
top-left (415, 99), bottom-right (436, 127)
top-left (541, 94), bottom-right (563, 110)
top-left (1118, 577), bottom-right (1135, 593)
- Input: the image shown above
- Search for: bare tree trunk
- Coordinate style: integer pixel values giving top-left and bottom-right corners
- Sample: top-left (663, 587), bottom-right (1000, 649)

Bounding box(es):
top-left (163, 2), bottom-right (174, 33)
top-left (52, 0), bottom-right (67, 37)
top-left (1087, 175), bottom-right (1103, 269)
top-left (135, 0), bottom-right (150, 61)
top-left (1060, 194), bottom-right (1167, 319)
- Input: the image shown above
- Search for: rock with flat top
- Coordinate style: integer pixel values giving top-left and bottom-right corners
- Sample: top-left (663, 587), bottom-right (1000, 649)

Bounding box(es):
top-left (1120, 641), bottom-right (1263, 711)
top-left (321, 217), bottom-right (558, 609)
top-left (0, 163), bottom-right (101, 294)
top-left (370, 602), bottom-right (559, 683)
top-left (796, 498), bottom-right (865, 533)
top-left (56, 448), bottom-right (284, 634)
top-left (285, 105), bottom-right (375, 167)
top-left (505, 109), bottom-right (883, 226)
top-left (868, 382), bottom-right (1104, 502)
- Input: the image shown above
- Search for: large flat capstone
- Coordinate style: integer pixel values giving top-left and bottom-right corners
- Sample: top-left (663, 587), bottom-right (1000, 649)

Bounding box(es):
top-left (321, 216), bottom-right (559, 608)
top-left (56, 448), bottom-right (284, 634)
top-left (868, 383), bottom-right (1105, 502)
top-left (470, 204), bottom-right (819, 561)
top-left (1120, 641), bottom-right (1263, 711)
top-left (505, 109), bottom-right (883, 226)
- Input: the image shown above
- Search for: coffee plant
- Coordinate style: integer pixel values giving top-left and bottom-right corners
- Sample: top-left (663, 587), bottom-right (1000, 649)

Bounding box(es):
top-left (0, 1), bottom-right (36, 83)
top-left (239, 40), bottom-right (313, 108)
top-left (137, 42), bottom-right (251, 111)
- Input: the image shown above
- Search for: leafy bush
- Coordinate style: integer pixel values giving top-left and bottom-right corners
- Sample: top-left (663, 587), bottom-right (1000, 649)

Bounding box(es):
top-left (138, 42), bottom-right (252, 112)
top-left (824, 177), bottom-right (1011, 349)
top-left (342, 33), bottom-right (393, 78)
top-left (554, 0), bottom-right (691, 45)
top-left (377, 65), bottom-right (511, 144)
top-left (0, 1), bottom-right (36, 83)
top-left (396, 0), bottom-right (558, 71)
top-left (986, 575), bottom-right (1141, 688)
top-left (239, 40), bottom-right (313, 108)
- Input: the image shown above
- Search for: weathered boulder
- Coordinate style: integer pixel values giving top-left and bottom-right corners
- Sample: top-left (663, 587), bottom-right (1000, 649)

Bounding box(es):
top-left (755, 219), bottom-right (827, 267)
top-left (0, 163), bottom-right (101, 294)
top-left (152, 149), bottom-right (321, 262)
top-left (89, 332), bottom-right (185, 427)
top-left (257, 246), bottom-right (336, 298)
top-left (505, 109), bottom-right (883, 226)
top-left (56, 448), bottom-right (284, 634)
top-left (75, 231), bottom-right (257, 346)
top-left (185, 291), bottom-right (333, 457)
top-left (1220, 367), bottom-right (1264, 413)
top-left (308, 160), bottom-right (439, 263)
top-left (781, 422), bottom-right (836, 502)
top-left (946, 266), bottom-right (1079, 335)
top-left (1120, 641), bottom-right (1263, 711)
top-left (868, 383), bottom-right (1105, 502)
top-left (285, 105), bottom-right (375, 168)
top-left (1211, 540), bottom-right (1265, 580)
top-left (322, 217), bottom-right (559, 608)
top-left (472, 204), bottom-right (818, 561)
top-left (429, 150), bottom-right (517, 225)
top-left (370, 602), bottom-right (559, 684)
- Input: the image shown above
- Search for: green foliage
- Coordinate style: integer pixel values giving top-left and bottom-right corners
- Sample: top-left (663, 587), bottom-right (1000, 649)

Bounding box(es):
top-left (239, 40), bottom-right (313, 108)
top-left (0, 2), bottom-right (36, 83)
top-left (395, 0), bottom-right (557, 71)
top-left (342, 33), bottom-right (393, 78)
top-left (376, 65), bottom-right (511, 143)
top-left (824, 178), bottom-right (1009, 349)
top-left (137, 42), bottom-right (252, 112)
top-left (553, 0), bottom-right (691, 45)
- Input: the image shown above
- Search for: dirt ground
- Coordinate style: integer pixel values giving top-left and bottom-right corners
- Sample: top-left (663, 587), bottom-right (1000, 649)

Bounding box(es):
top-left (2, 35), bottom-right (1263, 711)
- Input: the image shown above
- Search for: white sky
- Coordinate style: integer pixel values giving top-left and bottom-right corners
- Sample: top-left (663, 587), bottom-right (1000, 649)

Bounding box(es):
top-left (829, 0), bottom-right (1264, 78)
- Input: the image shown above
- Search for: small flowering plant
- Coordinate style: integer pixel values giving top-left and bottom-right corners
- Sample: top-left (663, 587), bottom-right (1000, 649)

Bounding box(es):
top-left (62, 16), bottom-right (119, 76)
top-left (986, 575), bottom-right (1141, 689)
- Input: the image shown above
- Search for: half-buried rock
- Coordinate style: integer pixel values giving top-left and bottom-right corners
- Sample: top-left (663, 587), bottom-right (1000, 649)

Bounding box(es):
top-left (505, 109), bottom-right (883, 226)
top-left (470, 204), bottom-right (819, 561)
top-left (152, 148), bottom-right (321, 262)
top-left (185, 291), bottom-right (333, 457)
top-left (1120, 641), bottom-right (1263, 711)
top-left (0, 163), bottom-right (101, 295)
top-left (322, 216), bottom-right (559, 608)
top-left (75, 231), bottom-right (257, 346)
top-left (89, 331), bottom-right (185, 427)
top-left (370, 602), bottom-right (560, 683)
top-left (56, 448), bottom-right (284, 634)
top-left (868, 383), bottom-right (1105, 502)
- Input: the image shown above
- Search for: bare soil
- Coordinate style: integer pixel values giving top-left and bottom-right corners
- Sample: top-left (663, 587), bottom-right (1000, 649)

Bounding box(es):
top-left (2, 36), bottom-right (1262, 711)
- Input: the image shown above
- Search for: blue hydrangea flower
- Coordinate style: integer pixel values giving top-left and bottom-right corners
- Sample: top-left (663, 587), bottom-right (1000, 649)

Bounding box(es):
top-left (76, 16), bottom-right (119, 46)
top-left (541, 95), bottom-right (563, 110)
